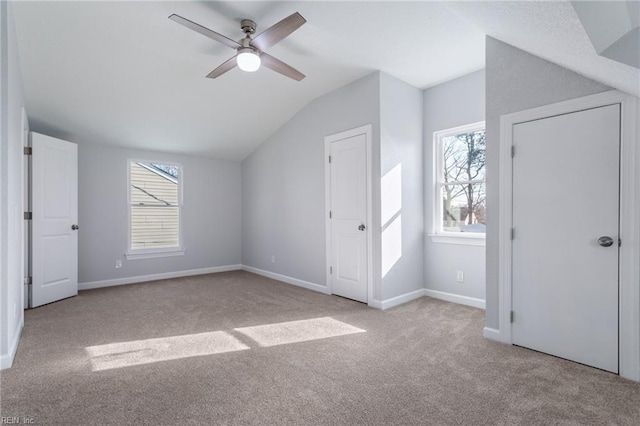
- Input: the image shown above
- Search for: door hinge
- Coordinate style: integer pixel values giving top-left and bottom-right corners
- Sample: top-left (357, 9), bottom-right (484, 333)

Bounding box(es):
top-left (510, 228), bottom-right (515, 240)
top-left (328, 155), bottom-right (332, 163)
top-left (24, 276), bottom-right (32, 285)
top-left (511, 145), bottom-right (515, 158)
top-left (24, 211), bottom-right (32, 220)
top-left (510, 311), bottom-right (514, 323)
top-left (329, 266), bottom-right (333, 274)
top-left (24, 146), bottom-right (32, 156)
top-left (618, 238), bottom-right (622, 247)
top-left (329, 211), bottom-right (332, 219)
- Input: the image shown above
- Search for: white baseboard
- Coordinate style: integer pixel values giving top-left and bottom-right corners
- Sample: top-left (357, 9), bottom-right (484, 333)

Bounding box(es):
top-left (241, 265), bottom-right (330, 295)
top-left (0, 317), bottom-right (24, 370)
top-left (424, 289), bottom-right (486, 309)
top-left (483, 327), bottom-right (502, 342)
top-left (78, 264), bottom-right (242, 291)
top-left (376, 288), bottom-right (425, 310)
top-left (368, 299), bottom-right (383, 309)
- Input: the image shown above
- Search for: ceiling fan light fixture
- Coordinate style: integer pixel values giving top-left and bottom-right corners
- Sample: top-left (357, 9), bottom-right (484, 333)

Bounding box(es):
top-left (237, 48), bottom-right (261, 72)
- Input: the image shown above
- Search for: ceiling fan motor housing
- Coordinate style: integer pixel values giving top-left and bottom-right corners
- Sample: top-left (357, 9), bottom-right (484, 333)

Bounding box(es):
top-left (240, 19), bottom-right (257, 35)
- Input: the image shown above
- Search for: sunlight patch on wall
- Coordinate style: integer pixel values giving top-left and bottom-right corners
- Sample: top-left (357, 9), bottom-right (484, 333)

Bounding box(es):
top-left (382, 214), bottom-right (403, 278)
top-left (235, 317), bottom-right (365, 348)
top-left (381, 164), bottom-right (402, 226)
top-left (381, 163), bottom-right (403, 278)
top-left (85, 331), bottom-right (249, 372)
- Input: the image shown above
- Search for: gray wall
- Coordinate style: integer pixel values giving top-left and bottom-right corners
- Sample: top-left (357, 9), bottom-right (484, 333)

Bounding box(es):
top-left (241, 73), bottom-right (381, 295)
top-left (485, 37), bottom-right (611, 329)
top-left (423, 70), bottom-right (486, 301)
top-left (78, 144), bottom-right (241, 284)
top-left (379, 72), bottom-right (424, 300)
top-left (242, 71), bottom-right (425, 303)
top-left (1, 0), bottom-right (26, 366)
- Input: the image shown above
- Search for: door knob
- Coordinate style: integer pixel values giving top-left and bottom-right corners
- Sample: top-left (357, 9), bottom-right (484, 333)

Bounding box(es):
top-left (598, 236), bottom-right (613, 247)
top-left (358, 224), bottom-right (366, 231)
top-left (71, 224), bottom-right (79, 231)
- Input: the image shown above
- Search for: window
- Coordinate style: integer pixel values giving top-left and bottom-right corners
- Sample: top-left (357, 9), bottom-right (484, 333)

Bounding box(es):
top-left (125, 160), bottom-right (184, 259)
top-left (432, 122), bottom-right (486, 245)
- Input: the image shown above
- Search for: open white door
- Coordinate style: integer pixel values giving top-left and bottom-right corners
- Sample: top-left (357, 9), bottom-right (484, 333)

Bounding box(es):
top-left (31, 132), bottom-right (78, 308)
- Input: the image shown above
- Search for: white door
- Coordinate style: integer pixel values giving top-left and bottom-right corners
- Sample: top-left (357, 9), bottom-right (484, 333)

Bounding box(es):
top-left (512, 104), bottom-right (620, 372)
top-left (329, 133), bottom-right (368, 303)
top-left (31, 133), bottom-right (78, 308)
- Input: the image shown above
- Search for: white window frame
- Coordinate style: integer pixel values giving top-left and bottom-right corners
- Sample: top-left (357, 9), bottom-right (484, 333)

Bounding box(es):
top-left (125, 159), bottom-right (185, 260)
top-left (430, 121), bottom-right (486, 246)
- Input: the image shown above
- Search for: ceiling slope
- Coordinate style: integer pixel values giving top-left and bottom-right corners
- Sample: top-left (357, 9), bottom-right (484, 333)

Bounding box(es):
top-left (12, 1), bottom-right (484, 160)
top-left (12, 1), bottom-right (637, 161)
top-left (445, 1), bottom-right (640, 98)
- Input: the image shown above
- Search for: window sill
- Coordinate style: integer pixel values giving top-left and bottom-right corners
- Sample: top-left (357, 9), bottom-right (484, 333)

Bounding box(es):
top-left (428, 234), bottom-right (486, 247)
top-left (125, 248), bottom-right (186, 260)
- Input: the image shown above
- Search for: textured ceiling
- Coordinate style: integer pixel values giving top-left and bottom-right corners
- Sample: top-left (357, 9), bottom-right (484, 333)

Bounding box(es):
top-left (12, 1), bottom-right (639, 161)
top-left (446, 1), bottom-right (640, 97)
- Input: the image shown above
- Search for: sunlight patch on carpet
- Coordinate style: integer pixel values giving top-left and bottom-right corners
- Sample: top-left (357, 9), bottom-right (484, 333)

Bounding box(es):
top-left (234, 317), bottom-right (366, 347)
top-left (85, 331), bottom-right (249, 371)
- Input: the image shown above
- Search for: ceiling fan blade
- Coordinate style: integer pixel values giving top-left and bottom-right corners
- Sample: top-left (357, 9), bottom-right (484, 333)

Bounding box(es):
top-left (251, 12), bottom-right (306, 51)
top-left (169, 14), bottom-right (241, 49)
top-left (206, 56), bottom-right (238, 79)
top-left (260, 53), bottom-right (305, 81)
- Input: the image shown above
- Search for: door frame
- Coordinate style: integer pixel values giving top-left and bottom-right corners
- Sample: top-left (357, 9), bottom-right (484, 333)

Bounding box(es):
top-left (21, 108), bottom-right (29, 308)
top-left (324, 124), bottom-right (374, 305)
top-left (497, 90), bottom-right (640, 381)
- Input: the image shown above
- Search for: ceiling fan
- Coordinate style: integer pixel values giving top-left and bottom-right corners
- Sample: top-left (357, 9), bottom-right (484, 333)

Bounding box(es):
top-left (169, 12), bottom-right (306, 81)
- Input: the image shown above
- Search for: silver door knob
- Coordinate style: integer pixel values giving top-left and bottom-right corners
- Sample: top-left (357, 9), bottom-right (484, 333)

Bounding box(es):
top-left (71, 224), bottom-right (79, 230)
top-left (358, 224), bottom-right (366, 231)
top-left (598, 236), bottom-right (613, 247)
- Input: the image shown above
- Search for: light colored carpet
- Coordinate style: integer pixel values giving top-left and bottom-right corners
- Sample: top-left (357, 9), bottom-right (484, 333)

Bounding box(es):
top-left (1, 270), bottom-right (639, 425)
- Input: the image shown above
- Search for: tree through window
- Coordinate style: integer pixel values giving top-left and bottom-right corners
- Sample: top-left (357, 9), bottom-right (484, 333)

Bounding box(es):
top-left (436, 123), bottom-right (486, 234)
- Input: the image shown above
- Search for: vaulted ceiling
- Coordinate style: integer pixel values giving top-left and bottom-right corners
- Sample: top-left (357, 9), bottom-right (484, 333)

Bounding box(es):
top-left (12, 1), bottom-right (639, 161)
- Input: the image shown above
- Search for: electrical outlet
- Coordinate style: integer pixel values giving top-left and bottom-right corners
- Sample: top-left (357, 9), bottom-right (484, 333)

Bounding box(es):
top-left (115, 259), bottom-right (122, 269)
top-left (456, 271), bottom-right (464, 283)
top-left (271, 255), bottom-right (276, 264)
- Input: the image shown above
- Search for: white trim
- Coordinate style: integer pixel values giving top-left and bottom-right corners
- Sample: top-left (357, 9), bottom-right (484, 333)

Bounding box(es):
top-left (78, 264), bottom-right (241, 290)
top-left (324, 124), bottom-right (374, 305)
top-left (21, 108), bottom-right (27, 316)
top-left (368, 299), bottom-right (383, 309)
top-left (124, 248), bottom-right (186, 260)
top-left (497, 103), bottom-right (515, 345)
top-left (424, 288), bottom-right (486, 309)
top-left (432, 121), bottom-right (486, 236)
top-left (378, 289), bottom-right (425, 310)
top-left (619, 93), bottom-right (640, 381)
top-left (241, 265), bottom-right (331, 295)
top-left (0, 317), bottom-right (23, 370)
top-left (372, 288), bottom-right (486, 310)
top-left (498, 90), bottom-right (640, 380)
top-left (483, 327), bottom-right (501, 341)
top-left (428, 233), bottom-right (486, 246)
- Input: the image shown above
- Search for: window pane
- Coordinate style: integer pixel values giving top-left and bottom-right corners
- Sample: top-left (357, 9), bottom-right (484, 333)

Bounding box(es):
top-left (131, 206), bottom-right (179, 249)
top-left (442, 130), bottom-right (485, 183)
top-left (150, 164), bottom-right (179, 178)
top-left (130, 162), bottom-right (179, 206)
top-left (130, 161), bottom-right (180, 251)
top-left (441, 183), bottom-right (486, 233)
